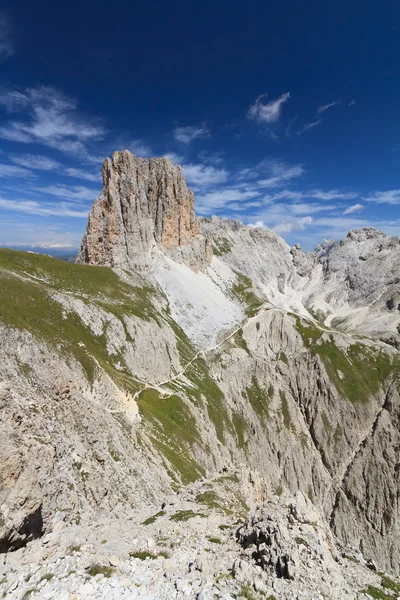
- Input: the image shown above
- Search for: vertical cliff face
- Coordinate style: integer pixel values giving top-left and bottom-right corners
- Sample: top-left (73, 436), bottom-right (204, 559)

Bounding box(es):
top-left (77, 150), bottom-right (210, 270)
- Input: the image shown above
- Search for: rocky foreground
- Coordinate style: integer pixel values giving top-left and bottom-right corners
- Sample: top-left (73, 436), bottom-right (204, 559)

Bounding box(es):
top-left (0, 472), bottom-right (395, 600)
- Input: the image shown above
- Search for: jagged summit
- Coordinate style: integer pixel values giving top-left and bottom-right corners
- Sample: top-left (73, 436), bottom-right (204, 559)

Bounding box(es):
top-left (77, 150), bottom-right (211, 271)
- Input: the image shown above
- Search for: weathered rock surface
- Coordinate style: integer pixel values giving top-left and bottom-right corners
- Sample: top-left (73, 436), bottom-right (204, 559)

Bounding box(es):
top-left (77, 150), bottom-right (211, 271)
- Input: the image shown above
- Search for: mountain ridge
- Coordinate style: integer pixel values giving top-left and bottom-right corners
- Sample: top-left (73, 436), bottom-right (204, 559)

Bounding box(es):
top-left (0, 150), bottom-right (399, 599)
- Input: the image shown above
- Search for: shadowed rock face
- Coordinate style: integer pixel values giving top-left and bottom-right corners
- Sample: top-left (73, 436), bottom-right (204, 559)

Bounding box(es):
top-left (77, 150), bottom-right (210, 270)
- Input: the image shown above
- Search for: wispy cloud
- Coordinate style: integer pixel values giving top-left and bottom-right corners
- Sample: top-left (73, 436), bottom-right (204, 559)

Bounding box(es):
top-left (0, 12), bottom-right (15, 61)
top-left (248, 92), bottom-right (290, 124)
top-left (274, 216), bottom-right (314, 234)
top-left (11, 153), bottom-right (61, 171)
top-left (310, 189), bottom-right (357, 201)
top-left (317, 100), bottom-right (341, 115)
top-left (174, 125), bottom-right (209, 145)
top-left (64, 168), bottom-right (100, 182)
top-left (0, 86), bottom-right (106, 159)
top-left (343, 203), bottom-right (364, 215)
top-left (181, 163), bottom-right (228, 187)
top-left (256, 160), bottom-right (304, 188)
top-left (37, 184), bottom-right (99, 202)
top-left (197, 188), bottom-right (261, 212)
top-left (349, 100), bottom-right (356, 107)
top-left (296, 119), bottom-right (322, 135)
top-left (365, 190), bottom-right (400, 204)
top-left (126, 139), bottom-right (152, 157)
top-left (0, 197), bottom-right (89, 218)
top-left (10, 153), bottom-right (99, 181)
top-left (0, 163), bottom-right (35, 179)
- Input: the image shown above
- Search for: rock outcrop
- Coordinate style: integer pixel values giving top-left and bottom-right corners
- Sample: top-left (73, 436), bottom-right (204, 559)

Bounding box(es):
top-left (77, 150), bottom-right (211, 271)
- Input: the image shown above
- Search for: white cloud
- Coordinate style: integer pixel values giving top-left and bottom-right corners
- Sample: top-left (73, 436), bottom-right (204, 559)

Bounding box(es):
top-left (174, 125), bottom-right (209, 145)
top-left (0, 86), bottom-right (106, 158)
top-left (238, 159), bottom-right (304, 188)
top-left (11, 153), bottom-right (61, 171)
top-left (0, 12), bottom-right (15, 61)
top-left (349, 100), bottom-right (356, 107)
top-left (290, 203), bottom-right (338, 215)
top-left (248, 92), bottom-right (290, 124)
top-left (64, 168), bottom-right (100, 182)
top-left (0, 163), bottom-right (35, 179)
top-left (365, 190), bottom-right (400, 204)
top-left (343, 203), bottom-right (364, 215)
top-left (310, 189), bottom-right (358, 201)
top-left (317, 100), bottom-right (341, 115)
top-left (126, 139), bottom-right (152, 157)
top-left (0, 197), bottom-right (89, 218)
top-left (181, 163), bottom-right (228, 187)
top-left (196, 188), bottom-right (261, 212)
top-left (274, 216), bottom-right (314, 234)
top-left (296, 120), bottom-right (322, 135)
top-left (257, 163), bottom-right (304, 188)
top-left (37, 184), bottom-right (99, 202)
top-left (164, 152), bottom-right (184, 164)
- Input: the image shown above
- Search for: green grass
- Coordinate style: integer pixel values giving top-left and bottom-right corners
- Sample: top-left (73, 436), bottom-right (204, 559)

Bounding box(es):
top-left (279, 390), bottom-right (293, 431)
top-left (232, 271), bottom-right (264, 317)
top-left (138, 389), bottom-right (205, 485)
top-left (360, 585), bottom-right (393, 599)
top-left (169, 510), bottom-right (205, 522)
top-left (207, 536), bottom-right (222, 544)
top-left (213, 237), bottom-right (233, 256)
top-left (244, 375), bottom-right (270, 419)
top-left (232, 411), bottom-right (248, 449)
top-left (184, 356), bottom-right (233, 443)
top-left (294, 315), bottom-right (400, 403)
top-left (129, 551), bottom-right (157, 560)
top-left (141, 510), bottom-right (166, 526)
top-left (87, 564), bottom-right (115, 577)
top-left (40, 574), bottom-right (54, 582)
top-left (0, 249), bottom-right (159, 385)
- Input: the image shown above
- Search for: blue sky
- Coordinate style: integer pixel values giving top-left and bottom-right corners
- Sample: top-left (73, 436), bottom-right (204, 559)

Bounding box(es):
top-left (0, 0), bottom-right (399, 251)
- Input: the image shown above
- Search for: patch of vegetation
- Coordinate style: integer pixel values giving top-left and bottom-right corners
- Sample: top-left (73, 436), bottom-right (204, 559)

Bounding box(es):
top-left (196, 490), bottom-right (225, 511)
top-left (213, 237), bottom-right (233, 256)
top-left (279, 351), bottom-right (289, 365)
top-left (275, 485), bottom-right (283, 497)
top-left (295, 537), bottom-right (309, 547)
top-left (232, 271), bottom-right (264, 317)
top-left (295, 315), bottom-right (400, 404)
top-left (0, 250), bottom-right (160, 386)
top-left (68, 544), bottom-right (81, 553)
top-left (141, 510), bottom-right (166, 526)
top-left (232, 411), bottom-right (248, 450)
top-left (129, 551), bottom-right (157, 560)
top-left (87, 564), bottom-right (115, 578)
top-left (295, 316), bottom-right (324, 347)
top-left (40, 574), bottom-right (54, 582)
top-left (138, 389), bottom-right (205, 485)
top-left (239, 585), bottom-right (257, 600)
top-left (169, 510), bottom-right (205, 522)
top-left (216, 573), bottom-right (233, 582)
top-left (207, 536), bottom-right (222, 544)
top-left (381, 575), bottom-right (400, 595)
top-left (22, 591), bottom-right (37, 600)
top-left (184, 356), bottom-right (233, 443)
top-left (360, 585), bottom-right (393, 599)
top-left (279, 390), bottom-right (293, 431)
top-left (233, 328), bottom-right (251, 355)
top-left (244, 375), bottom-right (270, 419)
